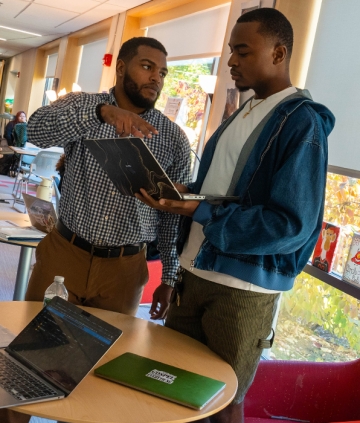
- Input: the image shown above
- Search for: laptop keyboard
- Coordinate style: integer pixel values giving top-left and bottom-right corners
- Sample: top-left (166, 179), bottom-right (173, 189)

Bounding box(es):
top-left (0, 354), bottom-right (58, 400)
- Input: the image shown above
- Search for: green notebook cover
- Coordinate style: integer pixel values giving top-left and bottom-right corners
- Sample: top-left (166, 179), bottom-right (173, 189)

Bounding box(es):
top-left (94, 352), bottom-right (226, 410)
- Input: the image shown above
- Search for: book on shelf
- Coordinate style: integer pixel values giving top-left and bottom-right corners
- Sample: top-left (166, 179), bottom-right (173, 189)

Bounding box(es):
top-left (0, 226), bottom-right (45, 241)
top-left (312, 222), bottom-right (341, 273)
top-left (342, 232), bottom-right (360, 286)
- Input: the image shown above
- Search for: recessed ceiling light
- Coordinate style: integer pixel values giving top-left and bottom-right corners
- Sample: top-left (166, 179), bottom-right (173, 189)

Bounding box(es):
top-left (0, 38), bottom-right (6, 41)
top-left (0, 25), bottom-right (41, 37)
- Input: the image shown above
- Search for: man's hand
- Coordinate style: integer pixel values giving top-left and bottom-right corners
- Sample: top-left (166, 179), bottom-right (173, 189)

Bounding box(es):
top-left (101, 104), bottom-right (158, 138)
top-left (150, 284), bottom-right (173, 320)
top-left (135, 188), bottom-right (200, 217)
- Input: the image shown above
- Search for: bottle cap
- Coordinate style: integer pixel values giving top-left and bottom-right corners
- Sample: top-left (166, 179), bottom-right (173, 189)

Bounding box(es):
top-left (54, 276), bottom-right (65, 283)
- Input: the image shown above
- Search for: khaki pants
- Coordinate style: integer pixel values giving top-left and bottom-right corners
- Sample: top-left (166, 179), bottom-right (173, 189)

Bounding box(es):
top-left (26, 228), bottom-right (149, 316)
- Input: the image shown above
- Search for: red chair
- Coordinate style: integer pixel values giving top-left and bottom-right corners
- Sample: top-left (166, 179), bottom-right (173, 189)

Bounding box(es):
top-left (244, 359), bottom-right (360, 423)
top-left (140, 260), bottom-right (162, 304)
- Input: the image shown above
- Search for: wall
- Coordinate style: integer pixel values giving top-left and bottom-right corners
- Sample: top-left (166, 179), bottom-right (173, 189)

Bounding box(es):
top-left (5, 49), bottom-right (38, 116)
top-left (305, 0), bottom-right (360, 172)
top-left (0, 0), bottom-right (322, 131)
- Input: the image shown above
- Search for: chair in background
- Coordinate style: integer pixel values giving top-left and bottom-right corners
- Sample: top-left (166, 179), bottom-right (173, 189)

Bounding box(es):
top-left (13, 150), bottom-right (62, 210)
top-left (140, 260), bottom-right (162, 305)
top-left (12, 154), bottom-right (35, 195)
top-left (244, 358), bottom-right (360, 423)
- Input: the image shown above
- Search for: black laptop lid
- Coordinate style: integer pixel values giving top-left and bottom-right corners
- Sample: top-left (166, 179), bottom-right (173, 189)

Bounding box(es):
top-left (83, 137), bottom-right (182, 201)
top-left (6, 297), bottom-right (122, 395)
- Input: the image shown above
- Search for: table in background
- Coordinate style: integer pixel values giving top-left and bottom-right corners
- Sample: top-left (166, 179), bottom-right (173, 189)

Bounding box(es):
top-left (9, 143), bottom-right (64, 157)
top-left (0, 211), bottom-right (38, 300)
top-left (3, 302), bottom-right (238, 423)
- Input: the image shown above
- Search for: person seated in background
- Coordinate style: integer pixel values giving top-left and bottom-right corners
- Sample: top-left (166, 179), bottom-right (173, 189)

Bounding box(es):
top-left (4, 111), bottom-right (27, 146)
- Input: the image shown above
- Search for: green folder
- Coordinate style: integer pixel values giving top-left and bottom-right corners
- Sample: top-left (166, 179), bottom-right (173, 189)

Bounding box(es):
top-left (94, 352), bottom-right (226, 410)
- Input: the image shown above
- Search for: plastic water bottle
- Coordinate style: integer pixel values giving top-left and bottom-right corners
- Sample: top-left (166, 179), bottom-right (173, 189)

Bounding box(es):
top-left (43, 276), bottom-right (68, 307)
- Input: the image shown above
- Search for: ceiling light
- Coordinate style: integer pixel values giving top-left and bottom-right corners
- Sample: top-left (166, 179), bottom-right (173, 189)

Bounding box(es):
top-left (58, 88), bottom-right (67, 97)
top-left (72, 83), bottom-right (81, 92)
top-left (45, 90), bottom-right (57, 102)
top-left (0, 25), bottom-right (41, 37)
top-left (0, 38), bottom-right (6, 41)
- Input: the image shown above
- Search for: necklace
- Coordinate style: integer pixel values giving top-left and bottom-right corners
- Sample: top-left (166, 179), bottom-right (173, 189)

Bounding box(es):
top-left (243, 97), bottom-right (266, 118)
top-left (243, 84), bottom-right (293, 118)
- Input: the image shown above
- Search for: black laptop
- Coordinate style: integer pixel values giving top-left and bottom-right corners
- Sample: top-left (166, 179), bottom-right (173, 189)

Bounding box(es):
top-left (0, 296), bottom-right (122, 408)
top-left (83, 137), bottom-right (240, 203)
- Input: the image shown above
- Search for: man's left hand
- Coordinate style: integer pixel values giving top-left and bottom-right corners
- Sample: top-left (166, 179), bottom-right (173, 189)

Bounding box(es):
top-left (135, 189), bottom-right (200, 217)
top-left (150, 284), bottom-right (173, 320)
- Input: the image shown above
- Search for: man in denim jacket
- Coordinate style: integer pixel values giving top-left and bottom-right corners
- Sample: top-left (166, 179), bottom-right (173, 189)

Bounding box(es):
top-left (138, 8), bottom-right (335, 423)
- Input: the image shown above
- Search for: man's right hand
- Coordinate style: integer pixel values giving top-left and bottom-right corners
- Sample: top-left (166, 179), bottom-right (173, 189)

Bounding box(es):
top-left (100, 105), bottom-right (158, 139)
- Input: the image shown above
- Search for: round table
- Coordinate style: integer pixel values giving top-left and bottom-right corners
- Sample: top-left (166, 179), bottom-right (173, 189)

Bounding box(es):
top-left (3, 302), bottom-right (238, 423)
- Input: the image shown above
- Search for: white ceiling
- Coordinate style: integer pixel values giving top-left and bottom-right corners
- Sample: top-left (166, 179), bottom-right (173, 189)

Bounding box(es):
top-left (0, 0), bottom-right (151, 59)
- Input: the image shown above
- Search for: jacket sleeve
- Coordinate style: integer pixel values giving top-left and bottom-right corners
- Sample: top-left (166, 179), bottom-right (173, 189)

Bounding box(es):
top-left (192, 112), bottom-right (329, 256)
top-left (27, 92), bottom-right (102, 148)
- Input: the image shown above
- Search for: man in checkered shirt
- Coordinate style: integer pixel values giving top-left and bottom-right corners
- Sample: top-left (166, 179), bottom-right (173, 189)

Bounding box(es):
top-left (24, 37), bottom-right (191, 320)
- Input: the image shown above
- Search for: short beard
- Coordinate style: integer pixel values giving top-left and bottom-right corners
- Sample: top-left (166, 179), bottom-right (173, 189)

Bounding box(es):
top-left (123, 72), bottom-right (159, 110)
top-left (238, 86), bottom-right (250, 92)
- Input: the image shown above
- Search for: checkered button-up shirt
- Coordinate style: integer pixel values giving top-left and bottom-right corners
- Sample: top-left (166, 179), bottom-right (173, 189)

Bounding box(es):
top-left (27, 88), bottom-right (191, 285)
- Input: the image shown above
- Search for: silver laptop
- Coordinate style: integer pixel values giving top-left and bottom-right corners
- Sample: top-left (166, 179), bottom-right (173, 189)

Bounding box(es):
top-left (83, 137), bottom-right (239, 203)
top-left (22, 193), bottom-right (57, 234)
top-left (0, 296), bottom-right (122, 408)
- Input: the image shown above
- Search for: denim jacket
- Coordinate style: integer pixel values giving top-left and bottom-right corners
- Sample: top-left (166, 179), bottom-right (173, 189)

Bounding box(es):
top-left (177, 89), bottom-right (335, 291)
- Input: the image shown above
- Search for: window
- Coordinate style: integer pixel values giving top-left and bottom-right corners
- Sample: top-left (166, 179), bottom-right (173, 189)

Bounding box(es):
top-left (156, 57), bottom-right (216, 174)
top-left (271, 171), bottom-right (360, 362)
top-left (42, 53), bottom-right (58, 106)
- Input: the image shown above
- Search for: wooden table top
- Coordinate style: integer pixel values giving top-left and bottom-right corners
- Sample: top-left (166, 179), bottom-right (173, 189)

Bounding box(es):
top-left (3, 302), bottom-right (237, 423)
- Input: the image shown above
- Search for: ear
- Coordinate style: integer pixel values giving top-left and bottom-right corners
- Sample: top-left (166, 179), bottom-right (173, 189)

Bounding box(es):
top-left (273, 45), bottom-right (287, 65)
top-left (116, 59), bottom-right (125, 77)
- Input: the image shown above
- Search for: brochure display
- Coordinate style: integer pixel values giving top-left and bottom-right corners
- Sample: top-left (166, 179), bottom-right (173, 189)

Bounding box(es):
top-left (342, 232), bottom-right (360, 286)
top-left (312, 222), bottom-right (341, 273)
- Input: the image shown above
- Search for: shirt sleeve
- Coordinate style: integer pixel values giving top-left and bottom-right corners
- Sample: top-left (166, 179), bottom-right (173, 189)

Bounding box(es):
top-left (157, 129), bottom-right (191, 285)
top-left (27, 92), bottom-right (103, 148)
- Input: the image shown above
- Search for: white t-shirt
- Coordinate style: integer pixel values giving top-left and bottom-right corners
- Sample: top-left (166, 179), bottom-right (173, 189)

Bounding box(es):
top-left (180, 86), bottom-right (297, 293)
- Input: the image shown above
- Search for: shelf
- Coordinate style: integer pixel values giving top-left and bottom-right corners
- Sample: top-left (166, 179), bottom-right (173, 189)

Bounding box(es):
top-left (304, 263), bottom-right (360, 300)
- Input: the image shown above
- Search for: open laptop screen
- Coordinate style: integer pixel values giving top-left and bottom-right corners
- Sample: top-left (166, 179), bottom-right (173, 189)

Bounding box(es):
top-left (6, 297), bottom-right (122, 394)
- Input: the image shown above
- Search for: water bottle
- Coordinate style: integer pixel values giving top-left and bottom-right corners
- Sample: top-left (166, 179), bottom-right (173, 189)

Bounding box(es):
top-left (43, 275), bottom-right (68, 307)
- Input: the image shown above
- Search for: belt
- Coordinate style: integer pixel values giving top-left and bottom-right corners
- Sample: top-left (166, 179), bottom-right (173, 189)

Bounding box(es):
top-left (56, 220), bottom-right (145, 258)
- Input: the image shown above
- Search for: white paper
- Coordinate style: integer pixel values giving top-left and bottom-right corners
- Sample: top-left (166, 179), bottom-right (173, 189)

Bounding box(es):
top-left (0, 226), bottom-right (45, 240)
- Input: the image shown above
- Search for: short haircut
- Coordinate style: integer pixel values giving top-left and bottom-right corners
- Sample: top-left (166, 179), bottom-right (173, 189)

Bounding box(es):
top-left (237, 8), bottom-right (293, 59)
top-left (117, 37), bottom-right (168, 62)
